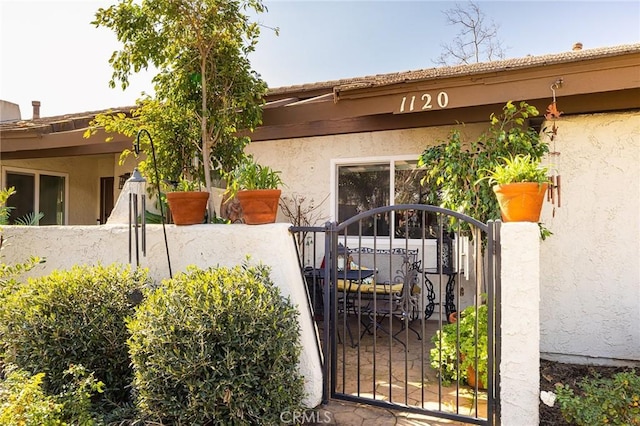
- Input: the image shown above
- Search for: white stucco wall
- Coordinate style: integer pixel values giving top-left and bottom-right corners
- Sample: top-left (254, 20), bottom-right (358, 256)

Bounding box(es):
top-left (539, 112), bottom-right (640, 364)
top-left (500, 222), bottom-right (540, 426)
top-left (1, 223), bottom-right (323, 408)
top-left (248, 124), bottom-right (484, 226)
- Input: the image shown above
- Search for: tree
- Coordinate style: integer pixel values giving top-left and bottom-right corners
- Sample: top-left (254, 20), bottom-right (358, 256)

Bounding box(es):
top-left (434, 1), bottom-right (506, 66)
top-left (90, 0), bottom-right (269, 215)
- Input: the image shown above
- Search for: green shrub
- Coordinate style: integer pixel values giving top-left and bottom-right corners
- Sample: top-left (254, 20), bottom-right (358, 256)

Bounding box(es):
top-left (0, 364), bottom-right (103, 426)
top-left (555, 370), bottom-right (640, 425)
top-left (127, 263), bottom-right (306, 425)
top-left (430, 303), bottom-right (488, 387)
top-left (0, 364), bottom-right (65, 425)
top-left (0, 264), bottom-right (148, 404)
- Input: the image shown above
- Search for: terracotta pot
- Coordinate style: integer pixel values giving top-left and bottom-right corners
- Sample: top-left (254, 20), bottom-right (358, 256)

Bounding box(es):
top-left (493, 182), bottom-right (548, 222)
top-left (236, 189), bottom-right (281, 225)
top-left (466, 365), bottom-right (485, 389)
top-left (166, 191), bottom-right (209, 225)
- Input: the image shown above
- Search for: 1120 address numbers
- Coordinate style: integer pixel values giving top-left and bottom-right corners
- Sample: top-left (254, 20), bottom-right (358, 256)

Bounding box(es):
top-left (398, 92), bottom-right (449, 113)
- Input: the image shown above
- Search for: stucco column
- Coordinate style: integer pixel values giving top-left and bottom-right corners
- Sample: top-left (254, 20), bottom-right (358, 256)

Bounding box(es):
top-left (500, 222), bottom-right (540, 425)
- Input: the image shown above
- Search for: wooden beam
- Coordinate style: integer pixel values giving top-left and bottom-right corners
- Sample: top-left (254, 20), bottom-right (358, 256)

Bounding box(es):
top-left (1, 141), bottom-right (131, 160)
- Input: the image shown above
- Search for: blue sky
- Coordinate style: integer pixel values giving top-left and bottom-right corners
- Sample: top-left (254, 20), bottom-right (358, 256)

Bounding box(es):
top-left (1, 0), bottom-right (639, 118)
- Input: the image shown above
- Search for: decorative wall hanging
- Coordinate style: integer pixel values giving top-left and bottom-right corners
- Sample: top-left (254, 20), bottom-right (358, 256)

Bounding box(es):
top-left (545, 79), bottom-right (563, 216)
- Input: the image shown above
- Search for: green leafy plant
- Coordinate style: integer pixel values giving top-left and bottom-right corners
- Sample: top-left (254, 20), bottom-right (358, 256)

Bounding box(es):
top-left (555, 370), bottom-right (640, 425)
top-left (430, 303), bottom-right (488, 387)
top-left (480, 154), bottom-right (550, 186)
top-left (418, 101), bottom-right (549, 232)
top-left (0, 264), bottom-right (148, 405)
top-left (0, 364), bottom-right (65, 426)
top-left (224, 154), bottom-right (284, 199)
top-left (127, 262), bottom-right (305, 425)
top-left (171, 176), bottom-right (204, 192)
top-left (0, 364), bottom-right (104, 426)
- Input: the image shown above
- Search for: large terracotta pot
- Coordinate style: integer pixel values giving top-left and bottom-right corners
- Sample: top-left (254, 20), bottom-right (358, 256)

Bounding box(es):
top-left (493, 182), bottom-right (548, 222)
top-left (467, 365), bottom-right (486, 389)
top-left (236, 189), bottom-right (281, 225)
top-left (166, 191), bottom-right (209, 225)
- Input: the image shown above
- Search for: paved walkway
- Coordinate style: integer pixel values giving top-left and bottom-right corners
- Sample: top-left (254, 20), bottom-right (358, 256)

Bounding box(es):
top-left (311, 318), bottom-right (486, 425)
top-left (314, 399), bottom-right (469, 425)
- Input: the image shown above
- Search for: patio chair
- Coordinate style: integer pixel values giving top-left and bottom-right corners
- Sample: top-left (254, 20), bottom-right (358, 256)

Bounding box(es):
top-left (359, 254), bottom-right (422, 345)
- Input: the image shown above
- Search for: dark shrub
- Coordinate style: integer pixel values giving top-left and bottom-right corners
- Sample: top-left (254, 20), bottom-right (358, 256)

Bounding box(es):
top-left (0, 263), bottom-right (148, 403)
top-left (127, 263), bottom-right (306, 425)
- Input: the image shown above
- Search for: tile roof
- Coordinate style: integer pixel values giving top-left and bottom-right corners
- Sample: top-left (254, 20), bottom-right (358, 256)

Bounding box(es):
top-left (1, 43), bottom-right (638, 135)
top-left (0, 106), bottom-right (135, 135)
top-left (268, 43), bottom-right (640, 95)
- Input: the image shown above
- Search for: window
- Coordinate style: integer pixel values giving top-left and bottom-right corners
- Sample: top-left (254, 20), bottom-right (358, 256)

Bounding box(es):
top-left (2, 168), bottom-right (67, 225)
top-left (336, 158), bottom-right (435, 238)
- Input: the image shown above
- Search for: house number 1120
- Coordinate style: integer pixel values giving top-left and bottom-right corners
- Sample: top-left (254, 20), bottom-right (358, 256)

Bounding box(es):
top-left (399, 92), bottom-right (449, 113)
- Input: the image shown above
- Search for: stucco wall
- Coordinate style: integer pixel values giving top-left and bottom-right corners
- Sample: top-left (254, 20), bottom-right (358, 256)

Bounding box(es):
top-left (1, 223), bottom-right (323, 408)
top-left (248, 124), bottom-right (484, 225)
top-left (538, 111), bottom-right (640, 364)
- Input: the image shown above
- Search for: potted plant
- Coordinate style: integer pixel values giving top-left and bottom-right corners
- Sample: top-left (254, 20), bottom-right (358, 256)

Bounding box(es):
top-left (165, 178), bottom-right (209, 225)
top-left (418, 101), bottom-right (550, 232)
top-left (430, 303), bottom-right (488, 388)
top-left (224, 155), bottom-right (284, 224)
top-left (481, 154), bottom-right (550, 222)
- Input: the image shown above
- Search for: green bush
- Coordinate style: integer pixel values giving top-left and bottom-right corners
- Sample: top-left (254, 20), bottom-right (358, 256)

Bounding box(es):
top-left (555, 370), bottom-right (640, 425)
top-left (127, 263), bottom-right (306, 425)
top-left (0, 364), bottom-right (65, 426)
top-left (0, 364), bottom-right (103, 426)
top-left (0, 264), bottom-right (148, 404)
top-left (430, 303), bottom-right (488, 387)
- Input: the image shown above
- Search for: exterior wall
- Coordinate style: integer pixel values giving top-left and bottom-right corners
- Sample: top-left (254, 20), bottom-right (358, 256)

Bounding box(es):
top-left (1, 154), bottom-right (116, 225)
top-left (1, 223), bottom-right (323, 409)
top-left (248, 123), bottom-right (485, 225)
top-left (501, 222), bottom-right (540, 426)
top-left (250, 111), bottom-right (640, 365)
top-left (539, 111), bottom-right (640, 364)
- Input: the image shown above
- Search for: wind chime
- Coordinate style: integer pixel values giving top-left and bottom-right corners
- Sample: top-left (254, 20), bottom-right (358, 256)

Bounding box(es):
top-left (127, 168), bottom-right (146, 267)
top-left (545, 79), bottom-right (563, 216)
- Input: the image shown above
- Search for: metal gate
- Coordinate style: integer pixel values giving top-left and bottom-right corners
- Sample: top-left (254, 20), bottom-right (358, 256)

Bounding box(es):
top-left (291, 204), bottom-right (501, 425)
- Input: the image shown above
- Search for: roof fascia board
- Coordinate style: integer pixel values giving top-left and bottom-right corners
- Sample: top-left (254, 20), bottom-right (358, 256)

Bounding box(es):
top-left (252, 89), bottom-right (640, 142)
top-left (261, 59), bottom-right (640, 126)
top-left (1, 141), bottom-right (131, 160)
top-left (1, 128), bottom-right (128, 154)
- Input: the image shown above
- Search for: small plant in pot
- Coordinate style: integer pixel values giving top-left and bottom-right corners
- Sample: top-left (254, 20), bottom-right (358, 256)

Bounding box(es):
top-left (480, 154), bottom-right (549, 223)
top-left (165, 177), bottom-right (209, 225)
top-left (224, 155), bottom-right (284, 224)
top-left (430, 303), bottom-right (488, 388)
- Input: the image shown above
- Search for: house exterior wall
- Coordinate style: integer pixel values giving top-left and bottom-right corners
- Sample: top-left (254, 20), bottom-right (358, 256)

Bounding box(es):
top-left (247, 123), bottom-right (485, 224)
top-left (249, 111), bottom-right (640, 365)
top-left (1, 154), bottom-right (116, 225)
top-left (538, 111), bottom-right (640, 364)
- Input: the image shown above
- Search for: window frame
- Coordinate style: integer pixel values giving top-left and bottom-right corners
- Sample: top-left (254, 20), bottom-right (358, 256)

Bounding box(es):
top-left (1, 166), bottom-right (69, 225)
top-left (330, 154), bottom-right (429, 240)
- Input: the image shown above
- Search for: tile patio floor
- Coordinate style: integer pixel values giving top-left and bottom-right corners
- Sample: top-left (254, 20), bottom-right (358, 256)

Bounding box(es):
top-left (312, 316), bottom-right (488, 425)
